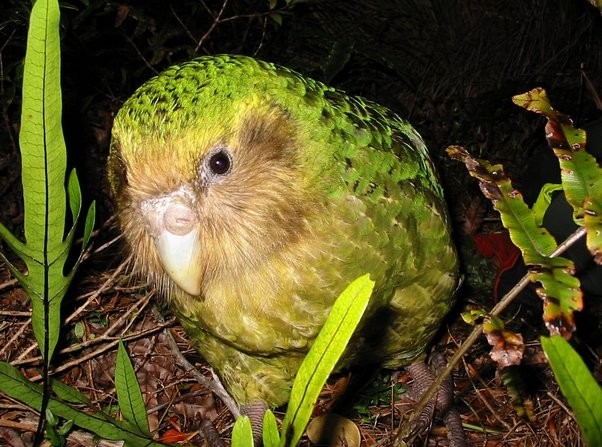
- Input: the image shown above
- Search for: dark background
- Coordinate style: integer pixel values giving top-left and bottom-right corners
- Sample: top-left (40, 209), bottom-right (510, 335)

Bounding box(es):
top-left (2, 1), bottom-right (601, 226)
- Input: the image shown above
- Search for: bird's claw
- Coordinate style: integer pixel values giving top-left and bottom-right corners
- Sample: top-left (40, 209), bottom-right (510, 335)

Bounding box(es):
top-left (404, 352), bottom-right (466, 447)
top-left (240, 401), bottom-right (268, 446)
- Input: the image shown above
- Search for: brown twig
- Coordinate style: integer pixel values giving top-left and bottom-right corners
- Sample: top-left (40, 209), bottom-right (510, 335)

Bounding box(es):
top-left (122, 34), bottom-right (159, 75)
top-left (461, 356), bottom-right (512, 431)
top-left (0, 319), bottom-right (32, 360)
top-left (195, 0), bottom-right (229, 52)
top-left (170, 4), bottom-right (198, 45)
top-left (0, 311), bottom-right (30, 317)
top-left (65, 257), bottom-right (129, 325)
top-left (0, 277), bottom-right (18, 293)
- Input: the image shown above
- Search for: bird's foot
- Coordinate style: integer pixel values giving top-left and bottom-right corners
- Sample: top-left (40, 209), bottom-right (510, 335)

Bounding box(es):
top-left (404, 352), bottom-right (466, 447)
top-left (240, 401), bottom-right (268, 446)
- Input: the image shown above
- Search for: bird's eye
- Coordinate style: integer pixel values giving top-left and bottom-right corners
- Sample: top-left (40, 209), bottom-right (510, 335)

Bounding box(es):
top-left (207, 149), bottom-right (232, 175)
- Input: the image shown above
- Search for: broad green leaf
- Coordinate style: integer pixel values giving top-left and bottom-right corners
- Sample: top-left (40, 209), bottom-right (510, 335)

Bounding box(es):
top-left (541, 336), bottom-right (602, 447)
top-left (279, 274), bottom-right (374, 447)
top-left (115, 340), bottom-right (151, 436)
top-left (513, 88), bottom-right (602, 263)
top-left (232, 415), bottom-right (254, 447)
top-left (0, 362), bottom-right (168, 447)
top-left (447, 146), bottom-right (582, 338)
top-left (262, 410), bottom-right (280, 447)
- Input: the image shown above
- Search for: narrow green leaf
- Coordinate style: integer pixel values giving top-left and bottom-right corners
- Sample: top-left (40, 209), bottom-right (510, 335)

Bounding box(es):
top-left (0, 0), bottom-right (96, 368)
top-left (15, 0), bottom-right (66, 366)
top-left (541, 336), bottom-right (602, 447)
top-left (1, 0), bottom-right (95, 441)
top-left (20, 0), bottom-right (67, 256)
top-left (269, 12), bottom-right (283, 26)
top-left (115, 340), bottom-right (151, 436)
top-left (0, 223), bottom-right (34, 261)
top-left (63, 169), bottom-right (96, 281)
top-left (584, 194), bottom-right (602, 263)
top-left (279, 274), bottom-right (374, 447)
top-left (50, 379), bottom-right (93, 406)
top-left (322, 40), bottom-right (353, 82)
top-left (232, 415), bottom-right (254, 447)
top-left (262, 410), bottom-right (280, 447)
top-left (0, 242), bottom-right (32, 293)
top-left (0, 362), bottom-right (168, 447)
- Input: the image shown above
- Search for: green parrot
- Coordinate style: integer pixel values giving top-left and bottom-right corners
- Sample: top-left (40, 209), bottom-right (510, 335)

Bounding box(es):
top-left (108, 55), bottom-right (459, 411)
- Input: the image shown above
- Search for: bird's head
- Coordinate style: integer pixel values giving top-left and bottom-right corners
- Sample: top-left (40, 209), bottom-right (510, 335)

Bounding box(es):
top-left (108, 57), bottom-right (328, 298)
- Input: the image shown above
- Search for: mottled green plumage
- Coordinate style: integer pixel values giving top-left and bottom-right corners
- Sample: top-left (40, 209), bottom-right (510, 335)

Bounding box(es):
top-left (109, 55), bottom-right (459, 407)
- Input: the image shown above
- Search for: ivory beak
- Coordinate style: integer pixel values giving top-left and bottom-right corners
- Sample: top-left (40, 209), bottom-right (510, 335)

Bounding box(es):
top-left (141, 188), bottom-right (203, 296)
top-left (155, 227), bottom-right (202, 296)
